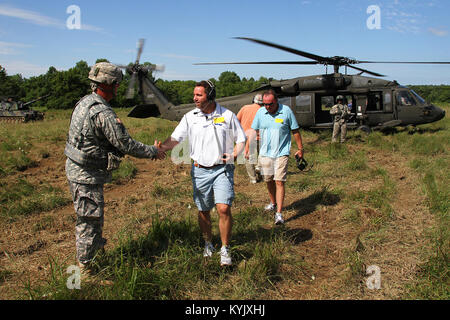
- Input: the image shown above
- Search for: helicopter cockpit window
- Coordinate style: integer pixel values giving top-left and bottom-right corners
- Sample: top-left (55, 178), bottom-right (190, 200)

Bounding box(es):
top-left (411, 90), bottom-right (425, 104)
top-left (396, 91), bottom-right (416, 106)
top-left (294, 95), bottom-right (311, 113)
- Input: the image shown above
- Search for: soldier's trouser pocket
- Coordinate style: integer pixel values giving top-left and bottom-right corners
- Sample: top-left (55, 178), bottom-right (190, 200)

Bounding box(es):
top-left (68, 182), bottom-right (104, 218)
top-left (68, 181), bottom-right (105, 263)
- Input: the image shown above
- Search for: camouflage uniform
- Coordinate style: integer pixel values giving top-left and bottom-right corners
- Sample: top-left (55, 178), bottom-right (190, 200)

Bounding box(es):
top-left (330, 102), bottom-right (350, 143)
top-left (65, 65), bottom-right (158, 264)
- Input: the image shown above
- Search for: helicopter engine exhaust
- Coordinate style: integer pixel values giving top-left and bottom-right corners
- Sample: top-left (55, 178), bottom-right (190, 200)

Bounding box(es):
top-left (275, 74), bottom-right (351, 94)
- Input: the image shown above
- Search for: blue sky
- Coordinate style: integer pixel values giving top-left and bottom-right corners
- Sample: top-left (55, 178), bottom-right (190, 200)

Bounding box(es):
top-left (0, 0), bottom-right (449, 85)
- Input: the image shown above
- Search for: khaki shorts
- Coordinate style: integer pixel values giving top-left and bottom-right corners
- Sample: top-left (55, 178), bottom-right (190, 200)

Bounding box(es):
top-left (258, 155), bottom-right (289, 182)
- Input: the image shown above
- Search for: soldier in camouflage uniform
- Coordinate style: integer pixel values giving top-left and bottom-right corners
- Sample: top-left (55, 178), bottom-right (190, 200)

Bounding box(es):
top-left (65, 62), bottom-right (165, 272)
top-left (330, 95), bottom-right (350, 143)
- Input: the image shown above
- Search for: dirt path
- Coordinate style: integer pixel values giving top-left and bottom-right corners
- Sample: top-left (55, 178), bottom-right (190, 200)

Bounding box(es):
top-left (0, 144), bottom-right (434, 299)
top-left (268, 148), bottom-right (434, 299)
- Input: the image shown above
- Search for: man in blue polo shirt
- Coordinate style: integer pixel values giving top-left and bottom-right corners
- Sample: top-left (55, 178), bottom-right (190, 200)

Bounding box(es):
top-left (250, 89), bottom-right (304, 224)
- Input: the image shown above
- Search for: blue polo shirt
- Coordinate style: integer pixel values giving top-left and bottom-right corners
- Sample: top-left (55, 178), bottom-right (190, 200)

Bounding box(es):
top-left (251, 103), bottom-right (299, 158)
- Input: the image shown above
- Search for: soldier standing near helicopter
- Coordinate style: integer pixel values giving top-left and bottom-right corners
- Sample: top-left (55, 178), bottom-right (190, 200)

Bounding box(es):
top-left (65, 62), bottom-right (166, 275)
top-left (330, 95), bottom-right (350, 143)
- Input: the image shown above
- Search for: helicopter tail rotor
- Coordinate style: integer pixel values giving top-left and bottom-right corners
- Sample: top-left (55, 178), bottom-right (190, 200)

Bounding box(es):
top-left (118, 39), bottom-right (165, 100)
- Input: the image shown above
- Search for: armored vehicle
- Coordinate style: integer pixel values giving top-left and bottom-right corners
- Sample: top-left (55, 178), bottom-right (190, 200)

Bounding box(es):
top-left (0, 95), bottom-right (48, 122)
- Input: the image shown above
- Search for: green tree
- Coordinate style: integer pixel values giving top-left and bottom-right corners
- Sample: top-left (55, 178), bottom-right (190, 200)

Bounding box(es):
top-left (0, 66), bottom-right (25, 99)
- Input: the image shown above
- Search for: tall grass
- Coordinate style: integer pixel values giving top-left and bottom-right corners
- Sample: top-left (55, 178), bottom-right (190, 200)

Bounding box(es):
top-left (27, 209), bottom-right (292, 300)
top-left (0, 179), bottom-right (70, 220)
top-left (111, 158), bottom-right (138, 184)
top-left (403, 103), bottom-right (449, 299)
top-left (2, 106), bottom-right (449, 300)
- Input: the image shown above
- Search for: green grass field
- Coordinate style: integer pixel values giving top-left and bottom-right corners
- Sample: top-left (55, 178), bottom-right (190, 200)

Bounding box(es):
top-left (0, 104), bottom-right (448, 300)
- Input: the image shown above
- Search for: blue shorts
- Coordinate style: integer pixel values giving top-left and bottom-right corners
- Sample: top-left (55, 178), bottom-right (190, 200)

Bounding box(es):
top-left (191, 164), bottom-right (235, 211)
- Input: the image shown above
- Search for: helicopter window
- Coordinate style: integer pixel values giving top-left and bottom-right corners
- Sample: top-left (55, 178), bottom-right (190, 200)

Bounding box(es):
top-left (278, 97), bottom-right (291, 107)
top-left (321, 96), bottom-right (334, 110)
top-left (411, 90), bottom-right (425, 104)
top-left (345, 95), bottom-right (353, 111)
top-left (396, 91), bottom-right (416, 106)
top-left (366, 92), bottom-right (382, 112)
top-left (294, 95), bottom-right (311, 113)
top-left (384, 93), bottom-right (392, 112)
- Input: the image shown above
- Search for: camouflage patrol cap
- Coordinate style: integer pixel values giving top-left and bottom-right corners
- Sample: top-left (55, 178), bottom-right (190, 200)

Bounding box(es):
top-left (88, 62), bottom-right (123, 85)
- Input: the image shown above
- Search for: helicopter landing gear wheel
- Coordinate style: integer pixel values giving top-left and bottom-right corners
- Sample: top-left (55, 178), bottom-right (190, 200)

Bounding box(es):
top-left (358, 125), bottom-right (371, 135)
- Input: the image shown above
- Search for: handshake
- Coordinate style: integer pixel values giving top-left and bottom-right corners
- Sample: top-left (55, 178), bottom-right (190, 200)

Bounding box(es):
top-left (152, 140), bottom-right (166, 161)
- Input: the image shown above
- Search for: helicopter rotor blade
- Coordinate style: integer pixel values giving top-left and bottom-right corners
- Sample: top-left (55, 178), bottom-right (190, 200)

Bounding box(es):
top-left (126, 72), bottom-right (138, 99)
top-left (135, 39), bottom-right (145, 65)
top-left (233, 37), bottom-right (330, 63)
top-left (357, 60), bottom-right (450, 64)
top-left (348, 65), bottom-right (385, 77)
top-left (194, 61), bottom-right (319, 65)
top-left (143, 64), bottom-right (166, 73)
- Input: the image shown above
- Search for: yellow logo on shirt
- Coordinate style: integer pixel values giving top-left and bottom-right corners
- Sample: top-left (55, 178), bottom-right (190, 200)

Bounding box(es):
top-left (275, 118), bottom-right (284, 124)
top-left (213, 117), bottom-right (225, 124)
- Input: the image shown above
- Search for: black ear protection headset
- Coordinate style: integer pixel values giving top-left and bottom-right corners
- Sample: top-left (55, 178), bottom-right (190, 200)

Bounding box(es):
top-left (205, 80), bottom-right (216, 101)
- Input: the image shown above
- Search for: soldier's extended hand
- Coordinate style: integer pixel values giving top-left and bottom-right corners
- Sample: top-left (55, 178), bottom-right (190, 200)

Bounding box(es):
top-left (153, 140), bottom-right (166, 160)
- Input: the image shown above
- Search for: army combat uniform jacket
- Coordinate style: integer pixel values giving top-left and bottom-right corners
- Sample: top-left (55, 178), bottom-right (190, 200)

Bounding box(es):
top-left (65, 93), bottom-right (157, 185)
top-left (330, 103), bottom-right (350, 124)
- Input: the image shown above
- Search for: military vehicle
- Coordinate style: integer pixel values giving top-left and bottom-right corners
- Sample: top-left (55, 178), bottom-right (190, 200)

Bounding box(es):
top-left (124, 38), bottom-right (446, 133)
top-left (0, 95), bottom-right (48, 122)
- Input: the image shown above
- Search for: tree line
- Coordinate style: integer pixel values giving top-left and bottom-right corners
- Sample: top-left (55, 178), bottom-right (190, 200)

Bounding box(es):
top-left (0, 60), bottom-right (449, 110)
top-left (0, 60), bottom-right (268, 110)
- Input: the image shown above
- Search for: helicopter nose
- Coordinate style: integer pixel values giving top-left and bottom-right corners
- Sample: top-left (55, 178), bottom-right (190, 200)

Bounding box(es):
top-left (437, 108), bottom-right (445, 121)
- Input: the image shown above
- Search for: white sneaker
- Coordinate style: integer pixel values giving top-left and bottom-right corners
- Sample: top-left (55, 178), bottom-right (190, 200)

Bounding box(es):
top-left (203, 242), bottom-right (215, 257)
top-left (265, 202), bottom-right (276, 211)
top-left (220, 246), bottom-right (232, 266)
top-left (250, 179), bottom-right (257, 184)
top-left (274, 213), bottom-right (284, 225)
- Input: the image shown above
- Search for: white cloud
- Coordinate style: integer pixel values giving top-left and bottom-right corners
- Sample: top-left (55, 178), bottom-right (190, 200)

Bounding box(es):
top-left (0, 4), bottom-right (63, 28)
top-left (0, 41), bottom-right (32, 55)
top-left (0, 4), bottom-right (103, 32)
top-left (1, 60), bottom-right (49, 77)
top-left (384, 5), bottom-right (423, 34)
top-left (80, 24), bottom-right (104, 32)
top-left (428, 27), bottom-right (448, 37)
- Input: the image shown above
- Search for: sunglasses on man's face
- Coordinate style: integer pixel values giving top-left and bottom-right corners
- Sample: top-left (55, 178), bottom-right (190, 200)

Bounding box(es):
top-left (263, 103), bottom-right (275, 107)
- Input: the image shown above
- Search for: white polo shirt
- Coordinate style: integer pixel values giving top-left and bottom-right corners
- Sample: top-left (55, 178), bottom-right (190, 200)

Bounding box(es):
top-left (171, 103), bottom-right (246, 167)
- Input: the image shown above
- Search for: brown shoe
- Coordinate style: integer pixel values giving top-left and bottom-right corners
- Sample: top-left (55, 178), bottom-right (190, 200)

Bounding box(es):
top-left (78, 261), bottom-right (94, 281)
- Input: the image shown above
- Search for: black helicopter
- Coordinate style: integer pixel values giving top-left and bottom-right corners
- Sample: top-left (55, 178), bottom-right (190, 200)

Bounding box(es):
top-left (125, 38), bottom-right (446, 133)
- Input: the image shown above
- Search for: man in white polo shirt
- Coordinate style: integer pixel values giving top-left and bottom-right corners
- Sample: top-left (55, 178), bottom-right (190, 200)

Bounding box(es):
top-left (160, 80), bottom-right (246, 266)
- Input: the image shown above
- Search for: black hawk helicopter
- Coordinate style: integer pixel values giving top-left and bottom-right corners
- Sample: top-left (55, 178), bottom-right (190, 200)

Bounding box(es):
top-left (125, 37), bottom-right (446, 133)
